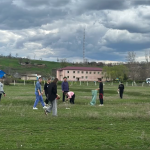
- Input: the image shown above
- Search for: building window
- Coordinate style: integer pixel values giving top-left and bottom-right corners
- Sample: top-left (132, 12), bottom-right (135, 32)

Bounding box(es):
top-left (82, 71), bottom-right (84, 74)
top-left (67, 71), bottom-right (69, 73)
top-left (94, 72), bottom-right (96, 74)
top-left (82, 76), bottom-right (84, 79)
top-left (67, 76), bottom-right (69, 78)
top-left (89, 72), bottom-right (91, 74)
top-left (86, 76), bottom-right (88, 79)
top-left (86, 71), bottom-right (88, 74)
top-left (98, 72), bottom-right (100, 74)
top-left (78, 71), bottom-right (80, 73)
top-left (73, 71), bottom-right (75, 73)
top-left (73, 76), bottom-right (75, 78)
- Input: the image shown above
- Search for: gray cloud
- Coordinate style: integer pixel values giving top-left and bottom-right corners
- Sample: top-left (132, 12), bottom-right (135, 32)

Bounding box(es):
top-left (0, 0), bottom-right (150, 62)
top-left (22, 0), bottom-right (70, 7)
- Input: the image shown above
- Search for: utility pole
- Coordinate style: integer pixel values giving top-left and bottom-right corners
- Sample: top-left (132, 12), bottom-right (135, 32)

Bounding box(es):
top-left (83, 28), bottom-right (85, 63)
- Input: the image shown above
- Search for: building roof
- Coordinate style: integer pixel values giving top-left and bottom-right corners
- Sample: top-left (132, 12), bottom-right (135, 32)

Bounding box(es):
top-left (57, 66), bottom-right (102, 71)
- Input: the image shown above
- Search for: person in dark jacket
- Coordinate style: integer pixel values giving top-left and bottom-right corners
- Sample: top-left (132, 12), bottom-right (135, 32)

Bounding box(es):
top-left (61, 77), bottom-right (69, 102)
top-left (118, 82), bottom-right (124, 99)
top-left (44, 78), bottom-right (51, 105)
top-left (45, 78), bottom-right (59, 116)
top-left (96, 78), bottom-right (104, 106)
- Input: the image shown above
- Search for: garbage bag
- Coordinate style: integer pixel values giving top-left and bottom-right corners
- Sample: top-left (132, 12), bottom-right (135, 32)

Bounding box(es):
top-left (90, 90), bottom-right (97, 106)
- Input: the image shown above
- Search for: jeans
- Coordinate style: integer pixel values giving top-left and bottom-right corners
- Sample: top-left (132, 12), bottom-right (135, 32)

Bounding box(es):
top-left (33, 92), bottom-right (45, 108)
top-left (62, 91), bottom-right (68, 102)
top-left (46, 99), bottom-right (57, 116)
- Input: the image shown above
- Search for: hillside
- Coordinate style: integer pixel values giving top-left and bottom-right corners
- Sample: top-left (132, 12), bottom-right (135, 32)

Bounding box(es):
top-left (0, 57), bottom-right (62, 76)
top-left (0, 57), bottom-right (104, 77)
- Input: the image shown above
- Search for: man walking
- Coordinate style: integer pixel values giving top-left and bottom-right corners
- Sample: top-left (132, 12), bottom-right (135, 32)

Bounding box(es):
top-left (118, 82), bottom-right (124, 99)
top-left (61, 77), bottom-right (69, 102)
top-left (33, 77), bottom-right (47, 110)
top-left (96, 78), bottom-right (104, 106)
top-left (44, 78), bottom-right (51, 105)
top-left (0, 81), bottom-right (6, 101)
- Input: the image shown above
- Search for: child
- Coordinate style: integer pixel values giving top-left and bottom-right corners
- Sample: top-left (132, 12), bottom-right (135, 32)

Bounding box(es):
top-left (65, 91), bottom-right (75, 104)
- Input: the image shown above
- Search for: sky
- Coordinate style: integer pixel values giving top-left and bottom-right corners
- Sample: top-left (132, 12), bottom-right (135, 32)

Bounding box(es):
top-left (0, 0), bottom-right (150, 63)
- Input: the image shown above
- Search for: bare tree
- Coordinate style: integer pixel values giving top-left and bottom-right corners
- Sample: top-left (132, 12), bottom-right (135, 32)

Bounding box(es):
top-left (16, 53), bottom-right (18, 58)
top-left (8, 53), bottom-right (12, 59)
top-left (145, 50), bottom-right (150, 77)
top-left (126, 51), bottom-right (138, 81)
top-left (60, 58), bottom-right (68, 68)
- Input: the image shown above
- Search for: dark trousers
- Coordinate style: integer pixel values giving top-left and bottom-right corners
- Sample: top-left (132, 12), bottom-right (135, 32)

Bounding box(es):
top-left (0, 94), bottom-right (2, 101)
top-left (63, 91), bottom-right (68, 102)
top-left (99, 93), bottom-right (103, 104)
top-left (45, 93), bottom-right (49, 104)
top-left (70, 94), bottom-right (75, 104)
top-left (120, 90), bottom-right (124, 99)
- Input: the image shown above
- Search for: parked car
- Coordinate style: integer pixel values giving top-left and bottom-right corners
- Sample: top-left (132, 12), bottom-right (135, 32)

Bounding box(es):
top-left (146, 78), bottom-right (150, 84)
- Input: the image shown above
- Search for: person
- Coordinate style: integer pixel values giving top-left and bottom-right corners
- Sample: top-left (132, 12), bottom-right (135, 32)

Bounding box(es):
top-left (45, 78), bottom-right (59, 116)
top-left (65, 91), bottom-right (75, 104)
top-left (118, 82), bottom-right (124, 99)
top-left (61, 77), bottom-right (69, 102)
top-left (44, 78), bottom-right (51, 105)
top-left (33, 77), bottom-right (47, 110)
top-left (0, 81), bottom-right (6, 101)
top-left (96, 78), bottom-right (104, 106)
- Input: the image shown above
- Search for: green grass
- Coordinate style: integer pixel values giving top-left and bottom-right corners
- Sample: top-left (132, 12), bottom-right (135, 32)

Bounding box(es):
top-left (0, 83), bottom-right (150, 149)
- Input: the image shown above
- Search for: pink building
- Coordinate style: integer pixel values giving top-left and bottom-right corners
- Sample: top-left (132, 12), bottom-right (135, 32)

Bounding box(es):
top-left (57, 66), bottom-right (103, 81)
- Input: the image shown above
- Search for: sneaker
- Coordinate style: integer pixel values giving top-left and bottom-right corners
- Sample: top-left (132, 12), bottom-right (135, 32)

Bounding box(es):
top-left (45, 110), bottom-right (48, 115)
top-left (33, 107), bottom-right (38, 110)
top-left (99, 104), bottom-right (104, 106)
top-left (43, 106), bottom-right (47, 109)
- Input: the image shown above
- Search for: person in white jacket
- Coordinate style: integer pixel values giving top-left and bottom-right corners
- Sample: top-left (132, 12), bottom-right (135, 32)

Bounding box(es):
top-left (0, 81), bottom-right (6, 101)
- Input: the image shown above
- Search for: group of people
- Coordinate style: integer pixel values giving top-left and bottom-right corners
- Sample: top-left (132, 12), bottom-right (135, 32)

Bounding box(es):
top-left (0, 76), bottom-right (124, 117)
top-left (33, 77), bottom-right (75, 116)
top-left (96, 78), bottom-right (124, 106)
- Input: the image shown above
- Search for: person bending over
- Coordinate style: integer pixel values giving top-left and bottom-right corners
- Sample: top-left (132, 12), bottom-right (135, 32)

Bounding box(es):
top-left (65, 91), bottom-right (75, 104)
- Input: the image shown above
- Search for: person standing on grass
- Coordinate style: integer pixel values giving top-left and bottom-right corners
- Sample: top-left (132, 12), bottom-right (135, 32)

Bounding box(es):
top-left (45, 78), bottom-right (59, 116)
top-left (44, 78), bottom-right (51, 105)
top-left (33, 77), bottom-right (47, 110)
top-left (96, 78), bottom-right (104, 106)
top-left (118, 82), bottom-right (124, 99)
top-left (65, 91), bottom-right (75, 104)
top-left (0, 81), bottom-right (6, 101)
top-left (61, 77), bottom-right (69, 102)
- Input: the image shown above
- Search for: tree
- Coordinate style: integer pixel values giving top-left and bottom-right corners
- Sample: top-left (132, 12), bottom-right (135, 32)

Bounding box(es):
top-left (145, 50), bottom-right (150, 78)
top-left (60, 59), bottom-right (69, 68)
top-left (126, 51), bottom-right (138, 81)
top-left (103, 65), bottom-right (128, 81)
top-left (16, 53), bottom-right (18, 58)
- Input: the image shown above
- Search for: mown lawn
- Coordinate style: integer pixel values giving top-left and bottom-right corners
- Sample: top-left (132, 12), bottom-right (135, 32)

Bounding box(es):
top-left (0, 82), bottom-right (150, 149)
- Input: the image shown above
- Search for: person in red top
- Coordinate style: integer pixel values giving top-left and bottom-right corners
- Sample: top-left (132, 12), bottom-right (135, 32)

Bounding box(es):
top-left (65, 91), bottom-right (75, 104)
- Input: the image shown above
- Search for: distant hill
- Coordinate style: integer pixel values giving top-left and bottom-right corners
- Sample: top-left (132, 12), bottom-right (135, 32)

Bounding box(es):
top-left (0, 57), bottom-right (62, 76)
top-left (0, 57), bottom-right (103, 77)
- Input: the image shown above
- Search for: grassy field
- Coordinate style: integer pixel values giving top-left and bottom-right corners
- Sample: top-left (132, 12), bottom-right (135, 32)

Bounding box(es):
top-left (0, 82), bottom-right (150, 149)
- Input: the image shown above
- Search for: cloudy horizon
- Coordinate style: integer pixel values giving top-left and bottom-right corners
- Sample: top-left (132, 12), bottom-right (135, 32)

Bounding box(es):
top-left (0, 0), bottom-right (150, 63)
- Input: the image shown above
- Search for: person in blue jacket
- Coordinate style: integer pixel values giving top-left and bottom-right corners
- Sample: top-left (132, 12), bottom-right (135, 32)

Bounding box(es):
top-left (61, 77), bottom-right (69, 102)
top-left (33, 77), bottom-right (47, 110)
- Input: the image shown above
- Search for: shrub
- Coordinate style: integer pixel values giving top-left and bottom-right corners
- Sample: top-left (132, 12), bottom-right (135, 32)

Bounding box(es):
top-left (4, 78), bottom-right (12, 85)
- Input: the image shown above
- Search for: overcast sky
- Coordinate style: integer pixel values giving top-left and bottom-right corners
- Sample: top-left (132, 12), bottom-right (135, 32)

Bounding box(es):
top-left (0, 0), bottom-right (150, 63)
